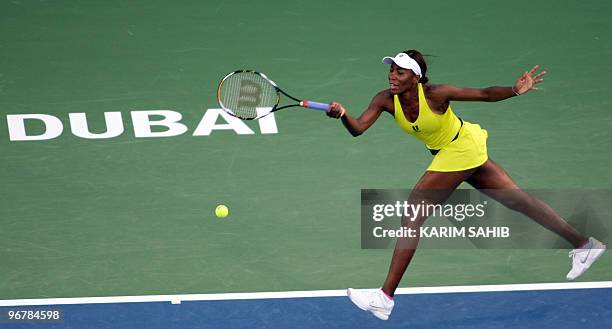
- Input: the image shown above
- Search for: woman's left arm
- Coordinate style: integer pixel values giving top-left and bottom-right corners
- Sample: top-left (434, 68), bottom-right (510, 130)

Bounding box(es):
top-left (436, 65), bottom-right (547, 102)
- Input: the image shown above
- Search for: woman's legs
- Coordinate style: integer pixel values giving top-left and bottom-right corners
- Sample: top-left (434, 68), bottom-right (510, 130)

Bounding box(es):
top-left (381, 168), bottom-right (477, 297)
top-left (381, 158), bottom-right (589, 297)
top-left (466, 159), bottom-right (588, 248)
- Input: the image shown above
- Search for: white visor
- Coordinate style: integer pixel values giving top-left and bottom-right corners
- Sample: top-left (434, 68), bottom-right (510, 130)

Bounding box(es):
top-left (382, 52), bottom-right (422, 77)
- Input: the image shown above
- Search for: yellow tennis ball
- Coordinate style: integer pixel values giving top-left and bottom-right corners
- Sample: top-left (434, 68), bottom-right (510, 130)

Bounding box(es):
top-left (215, 205), bottom-right (229, 218)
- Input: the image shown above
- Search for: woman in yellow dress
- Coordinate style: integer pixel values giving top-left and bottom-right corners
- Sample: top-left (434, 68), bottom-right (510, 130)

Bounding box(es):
top-left (328, 50), bottom-right (606, 321)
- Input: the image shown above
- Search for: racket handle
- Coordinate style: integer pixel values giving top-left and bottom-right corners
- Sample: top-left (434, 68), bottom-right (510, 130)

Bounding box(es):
top-left (300, 101), bottom-right (330, 112)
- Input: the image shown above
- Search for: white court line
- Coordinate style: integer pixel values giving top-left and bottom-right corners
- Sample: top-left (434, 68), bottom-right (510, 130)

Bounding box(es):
top-left (1, 281), bottom-right (611, 307)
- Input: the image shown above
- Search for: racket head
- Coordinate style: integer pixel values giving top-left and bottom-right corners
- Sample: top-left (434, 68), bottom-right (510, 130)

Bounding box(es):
top-left (217, 70), bottom-right (280, 120)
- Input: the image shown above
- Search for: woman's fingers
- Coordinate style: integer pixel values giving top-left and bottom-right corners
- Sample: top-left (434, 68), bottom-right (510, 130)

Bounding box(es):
top-left (327, 102), bottom-right (345, 119)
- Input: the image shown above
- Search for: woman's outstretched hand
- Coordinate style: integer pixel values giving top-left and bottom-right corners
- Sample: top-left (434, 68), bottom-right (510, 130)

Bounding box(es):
top-left (327, 101), bottom-right (346, 119)
top-left (514, 65), bottom-right (547, 95)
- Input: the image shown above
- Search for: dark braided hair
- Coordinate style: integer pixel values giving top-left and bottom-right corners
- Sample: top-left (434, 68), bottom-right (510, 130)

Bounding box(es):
top-left (402, 49), bottom-right (429, 84)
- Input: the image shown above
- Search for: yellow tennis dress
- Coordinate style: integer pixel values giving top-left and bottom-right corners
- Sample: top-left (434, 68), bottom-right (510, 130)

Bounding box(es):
top-left (394, 83), bottom-right (488, 172)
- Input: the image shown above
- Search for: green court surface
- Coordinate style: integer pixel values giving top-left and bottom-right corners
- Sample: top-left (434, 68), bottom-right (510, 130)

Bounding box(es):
top-left (1, 0), bottom-right (611, 300)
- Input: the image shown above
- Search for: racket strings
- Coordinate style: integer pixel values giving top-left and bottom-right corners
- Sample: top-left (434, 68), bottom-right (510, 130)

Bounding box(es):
top-left (219, 72), bottom-right (277, 119)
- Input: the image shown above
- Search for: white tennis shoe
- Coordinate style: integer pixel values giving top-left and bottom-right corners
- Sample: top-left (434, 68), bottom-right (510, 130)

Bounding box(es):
top-left (347, 288), bottom-right (394, 320)
top-left (566, 237), bottom-right (606, 281)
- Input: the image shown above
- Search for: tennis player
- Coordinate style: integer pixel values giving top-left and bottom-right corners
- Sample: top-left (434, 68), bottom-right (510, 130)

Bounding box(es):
top-left (328, 50), bottom-right (607, 320)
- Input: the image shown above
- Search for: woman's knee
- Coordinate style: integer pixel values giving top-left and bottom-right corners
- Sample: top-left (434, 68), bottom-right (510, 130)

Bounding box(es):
top-left (401, 215), bottom-right (427, 228)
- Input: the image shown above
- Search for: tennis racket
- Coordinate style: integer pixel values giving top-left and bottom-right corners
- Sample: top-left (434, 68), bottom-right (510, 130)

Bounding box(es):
top-left (216, 70), bottom-right (330, 120)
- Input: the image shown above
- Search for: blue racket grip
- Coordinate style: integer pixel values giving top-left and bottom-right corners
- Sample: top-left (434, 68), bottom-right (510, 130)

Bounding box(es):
top-left (300, 101), bottom-right (330, 112)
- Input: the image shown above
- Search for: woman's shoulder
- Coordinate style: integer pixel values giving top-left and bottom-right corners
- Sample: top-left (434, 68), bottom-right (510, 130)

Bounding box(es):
top-left (423, 83), bottom-right (453, 101)
top-left (372, 89), bottom-right (395, 111)
top-left (423, 83), bottom-right (447, 94)
top-left (373, 89), bottom-right (394, 102)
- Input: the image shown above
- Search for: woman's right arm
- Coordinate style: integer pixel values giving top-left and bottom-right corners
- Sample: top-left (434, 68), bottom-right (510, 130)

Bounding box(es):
top-left (327, 92), bottom-right (386, 137)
